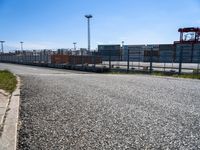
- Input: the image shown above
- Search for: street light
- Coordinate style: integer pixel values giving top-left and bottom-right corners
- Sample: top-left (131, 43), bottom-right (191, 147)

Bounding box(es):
top-left (0, 41), bottom-right (5, 53)
top-left (73, 42), bottom-right (77, 51)
top-left (20, 41), bottom-right (24, 51)
top-left (85, 14), bottom-right (93, 52)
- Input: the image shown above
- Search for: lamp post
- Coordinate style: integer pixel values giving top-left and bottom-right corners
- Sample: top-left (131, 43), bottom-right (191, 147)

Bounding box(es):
top-left (0, 41), bottom-right (5, 62)
top-left (85, 14), bottom-right (93, 52)
top-left (20, 41), bottom-right (24, 51)
top-left (73, 42), bottom-right (77, 51)
top-left (0, 41), bottom-right (5, 53)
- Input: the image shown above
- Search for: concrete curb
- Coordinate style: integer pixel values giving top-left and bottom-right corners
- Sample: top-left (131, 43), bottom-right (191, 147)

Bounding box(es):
top-left (0, 90), bottom-right (10, 97)
top-left (0, 92), bottom-right (10, 132)
top-left (0, 76), bottom-right (20, 150)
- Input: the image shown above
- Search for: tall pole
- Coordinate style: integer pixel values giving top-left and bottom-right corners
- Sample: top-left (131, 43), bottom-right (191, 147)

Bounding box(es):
top-left (0, 41), bottom-right (5, 53)
top-left (85, 14), bottom-right (93, 52)
top-left (20, 41), bottom-right (24, 51)
top-left (73, 42), bottom-right (77, 51)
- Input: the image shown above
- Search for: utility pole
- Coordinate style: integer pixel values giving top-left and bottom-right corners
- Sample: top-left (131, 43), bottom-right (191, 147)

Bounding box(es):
top-left (85, 14), bottom-right (93, 52)
top-left (0, 41), bottom-right (5, 53)
top-left (20, 41), bottom-right (24, 51)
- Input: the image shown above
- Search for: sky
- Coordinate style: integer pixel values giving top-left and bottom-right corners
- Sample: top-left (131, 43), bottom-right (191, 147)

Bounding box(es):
top-left (0, 0), bottom-right (200, 51)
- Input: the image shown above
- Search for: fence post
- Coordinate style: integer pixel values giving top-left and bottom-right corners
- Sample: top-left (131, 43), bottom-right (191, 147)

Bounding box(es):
top-left (109, 50), bottom-right (111, 70)
top-left (150, 47), bottom-right (153, 74)
top-left (81, 50), bottom-right (83, 69)
top-left (127, 48), bottom-right (130, 72)
top-left (178, 46), bottom-right (183, 75)
top-left (197, 48), bottom-right (200, 75)
top-left (164, 61), bottom-right (166, 73)
top-left (93, 51), bottom-right (96, 71)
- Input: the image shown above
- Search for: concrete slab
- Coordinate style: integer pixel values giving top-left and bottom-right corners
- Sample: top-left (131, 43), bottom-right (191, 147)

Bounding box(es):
top-left (0, 108), bottom-right (6, 115)
top-left (0, 115), bottom-right (3, 126)
top-left (0, 96), bottom-right (9, 108)
top-left (0, 93), bottom-right (9, 129)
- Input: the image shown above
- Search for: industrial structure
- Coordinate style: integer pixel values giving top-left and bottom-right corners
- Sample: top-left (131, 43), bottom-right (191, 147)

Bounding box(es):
top-left (0, 27), bottom-right (200, 73)
top-left (85, 14), bottom-right (93, 52)
top-left (98, 27), bottom-right (200, 63)
top-left (174, 27), bottom-right (200, 63)
top-left (0, 41), bottom-right (5, 53)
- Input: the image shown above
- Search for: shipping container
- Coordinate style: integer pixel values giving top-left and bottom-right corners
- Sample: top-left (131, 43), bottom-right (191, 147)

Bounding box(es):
top-left (159, 44), bottom-right (174, 62)
top-left (175, 44), bottom-right (193, 63)
top-left (122, 45), bottom-right (145, 61)
top-left (98, 45), bottom-right (121, 61)
top-left (51, 54), bottom-right (102, 64)
top-left (51, 54), bottom-right (70, 64)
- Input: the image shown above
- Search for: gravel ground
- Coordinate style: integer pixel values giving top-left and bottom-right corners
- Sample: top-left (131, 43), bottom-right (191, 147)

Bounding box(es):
top-left (1, 63), bottom-right (200, 149)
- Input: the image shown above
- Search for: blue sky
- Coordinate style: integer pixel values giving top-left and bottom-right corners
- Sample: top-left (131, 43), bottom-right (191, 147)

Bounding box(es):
top-left (0, 0), bottom-right (200, 51)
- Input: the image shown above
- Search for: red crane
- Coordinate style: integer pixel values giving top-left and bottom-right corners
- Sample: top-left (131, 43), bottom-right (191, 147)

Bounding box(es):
top-left (178, 27), bottom-right (200, 43)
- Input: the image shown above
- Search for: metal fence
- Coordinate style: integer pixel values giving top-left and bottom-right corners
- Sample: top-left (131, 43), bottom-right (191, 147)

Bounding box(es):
top-left (101, 46), bottom-right (200, 75)
top-left (0, 50), bottom-right (108, 72)
top-left (0, 47), bottom-right (200, 74)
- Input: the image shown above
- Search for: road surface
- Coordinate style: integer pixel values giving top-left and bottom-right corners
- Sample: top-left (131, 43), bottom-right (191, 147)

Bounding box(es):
top-left (0, 63), bottom-right (200, 149)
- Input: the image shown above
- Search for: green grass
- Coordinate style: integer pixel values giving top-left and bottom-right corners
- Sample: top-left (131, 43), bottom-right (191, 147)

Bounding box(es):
top-left (0, 70), bottom-right (17, 93)
top-left (152, 72), bottom-right (200, 79)
top-left (172, 74), bottom-right (200, 79)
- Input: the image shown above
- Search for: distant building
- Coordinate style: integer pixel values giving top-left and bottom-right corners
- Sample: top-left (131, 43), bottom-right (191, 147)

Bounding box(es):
top-left (57, 49), bottom-right (71, 55)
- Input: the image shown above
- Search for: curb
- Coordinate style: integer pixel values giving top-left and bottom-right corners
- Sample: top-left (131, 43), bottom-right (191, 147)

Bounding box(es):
top-left (0, 90), bottom-right (10, 97)
top-left (0, 76), bottom-right (20, 150)
top-left (0, 92), bottom-right (10, 132)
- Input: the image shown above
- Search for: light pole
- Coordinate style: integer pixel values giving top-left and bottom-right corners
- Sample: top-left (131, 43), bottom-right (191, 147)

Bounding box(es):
top-left (0, 41), bottom-right (5, 53)
top-left (85, 14), bottom-right (93, 52)
top-left (122, 41), bottom-right (124, 47)
top-left (73, 42), bottom-right (77, 51)
top-left (20, 41), bottom-right (24, 51)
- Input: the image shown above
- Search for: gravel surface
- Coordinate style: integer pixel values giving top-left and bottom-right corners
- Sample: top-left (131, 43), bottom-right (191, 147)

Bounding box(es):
top-left (1, 63), bottom-right (200, 149)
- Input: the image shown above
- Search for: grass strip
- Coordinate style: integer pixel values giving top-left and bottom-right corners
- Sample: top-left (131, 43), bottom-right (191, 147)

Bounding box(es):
top-left (0, 70), bottom-right (17, 93)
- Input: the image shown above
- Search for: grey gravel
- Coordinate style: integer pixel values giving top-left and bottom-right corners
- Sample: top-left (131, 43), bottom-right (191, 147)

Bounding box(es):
top-left (1, 63), bottom-right (200, 150)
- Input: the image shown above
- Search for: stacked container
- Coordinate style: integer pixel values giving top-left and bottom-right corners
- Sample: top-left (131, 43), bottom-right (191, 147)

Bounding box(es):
top-left (159, 44), bottom-right (174, 63)
top-left (175, 44), bottom-right (193, 63)
top-left (123, 45), bottom-right (145, 62)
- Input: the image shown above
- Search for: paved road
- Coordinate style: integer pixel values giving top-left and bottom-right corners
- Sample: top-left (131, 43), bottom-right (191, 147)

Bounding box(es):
top-left (0, 63), bottom-right (200, 149)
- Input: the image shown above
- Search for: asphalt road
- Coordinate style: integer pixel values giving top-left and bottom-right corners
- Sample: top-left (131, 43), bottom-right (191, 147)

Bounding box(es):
top-left (0, 63), bottom-right (200, 149)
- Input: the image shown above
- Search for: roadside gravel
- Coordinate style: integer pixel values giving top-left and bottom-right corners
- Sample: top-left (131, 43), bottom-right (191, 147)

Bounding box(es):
top-left (0, 64), bottom-right (199, 149)
top-left (17, 73), bottom-right (200, 149)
